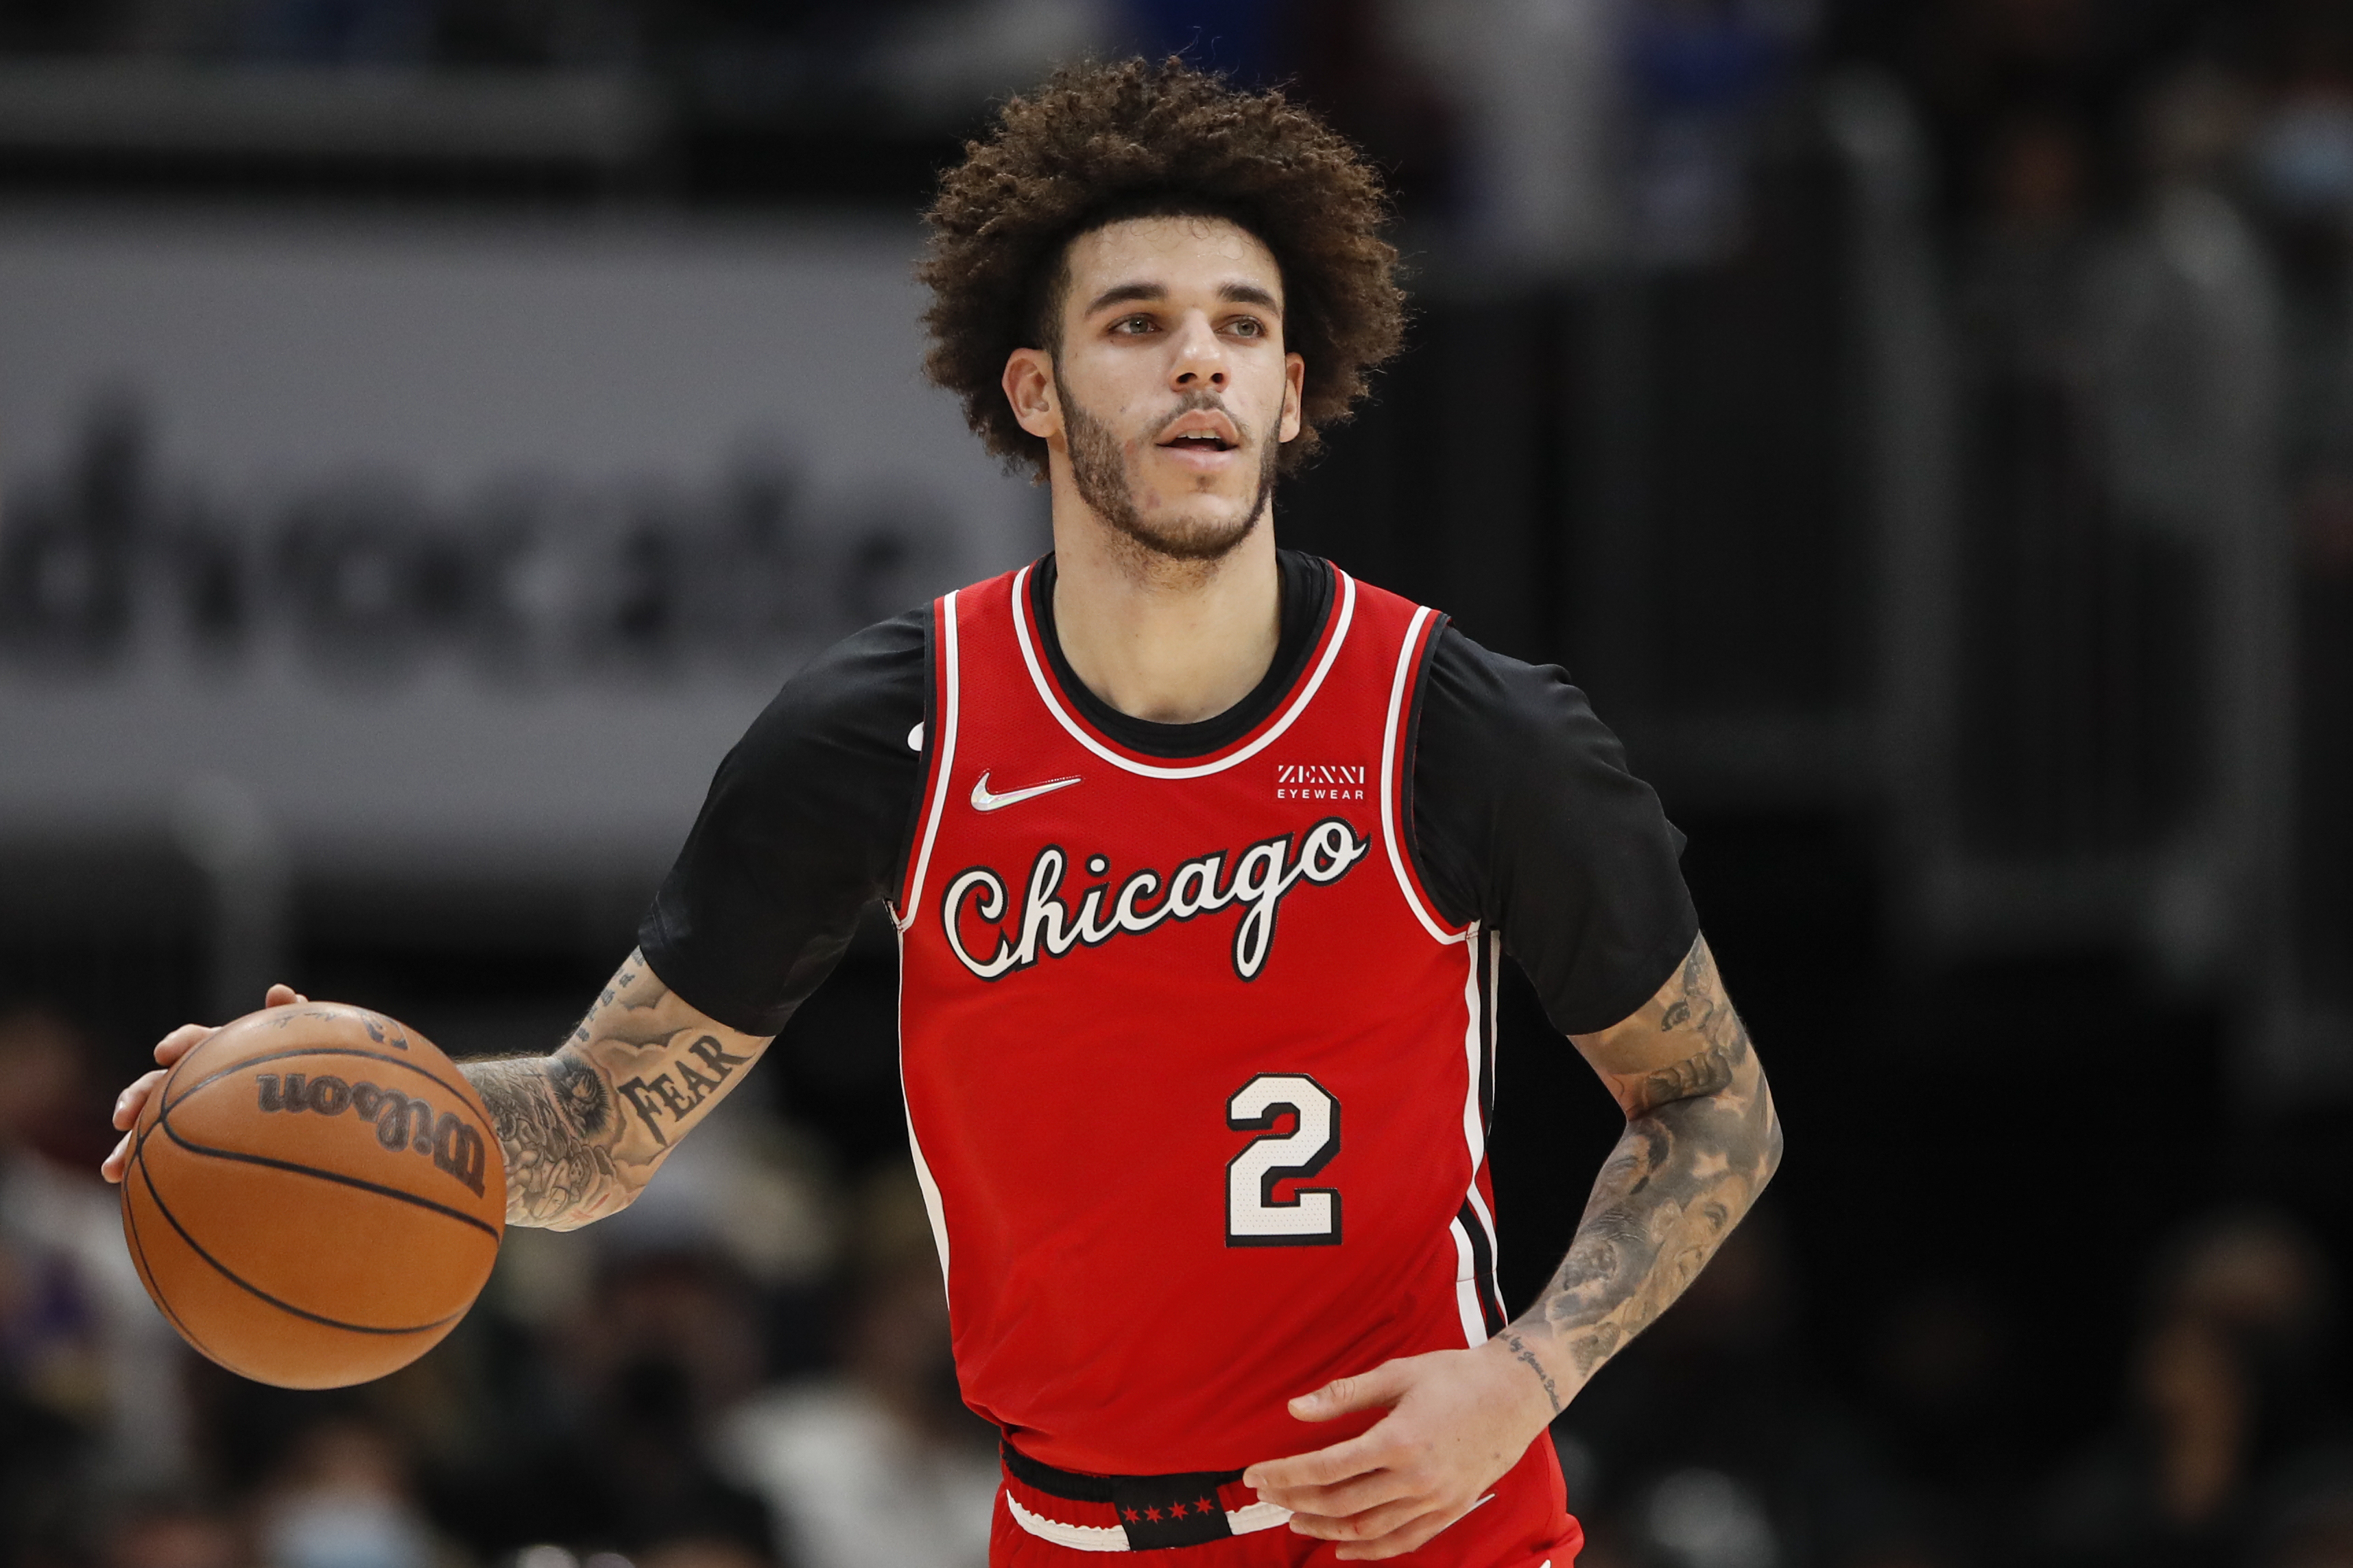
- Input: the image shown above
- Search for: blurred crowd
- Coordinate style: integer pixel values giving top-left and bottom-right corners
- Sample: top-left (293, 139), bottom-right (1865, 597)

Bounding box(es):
top-left (1, 996), bottom-right (2348, 1568)
top-left (8, 0), bottom-right (2353, 238)
top-left (1557, 1202), bottom-right (2352, 1568)
top-left (0, 0), bottom-right (1819, 263)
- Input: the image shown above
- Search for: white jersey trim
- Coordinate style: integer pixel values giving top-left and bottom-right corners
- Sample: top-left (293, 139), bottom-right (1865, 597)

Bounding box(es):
top-left (1460, 933), bottom-right (1500, 1292)
top-left (1008, 564), bottom-right (1359, 780)
top-left (895, 923), bottom-right (954, 1289)
top-left (895, 588), bottom-right (962, 933)
top-left (1380, 605), bottom-right (1468, 945)
top-left (1457, 934), bottom-right (1489, 1177)
top-left (1448, 930), bottom-right (1501, 1347)
top-left (1482, 932), bottom-right (1506, 1321)
top-left (1449, 1216), bottom-right (1487, 1348)
top-left (905, 1108), bottom-right (951, 1283)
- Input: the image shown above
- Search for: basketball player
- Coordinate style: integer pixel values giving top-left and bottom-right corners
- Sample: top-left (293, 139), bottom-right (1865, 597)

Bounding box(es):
top-left (106, 60), bottom-right (1780, 1566)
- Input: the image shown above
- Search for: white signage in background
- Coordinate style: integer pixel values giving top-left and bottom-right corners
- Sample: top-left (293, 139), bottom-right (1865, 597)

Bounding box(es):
top-left (0, 208), bottom-right (1042, 879)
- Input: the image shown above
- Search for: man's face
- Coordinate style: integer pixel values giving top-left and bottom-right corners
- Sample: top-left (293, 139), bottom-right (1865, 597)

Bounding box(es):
top-left (1019, 215), bottom-right (1304, 561)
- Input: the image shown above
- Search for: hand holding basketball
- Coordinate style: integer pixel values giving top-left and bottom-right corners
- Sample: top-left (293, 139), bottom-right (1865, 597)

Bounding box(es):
top-left (108, 991), bottom-right (507, 1389)
top-left (104, 982), bottom-right (309, 1183)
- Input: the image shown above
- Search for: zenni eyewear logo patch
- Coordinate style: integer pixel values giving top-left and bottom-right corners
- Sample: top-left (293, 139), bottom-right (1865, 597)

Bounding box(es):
top-left (1274, 762), bottom-right (1367, 801)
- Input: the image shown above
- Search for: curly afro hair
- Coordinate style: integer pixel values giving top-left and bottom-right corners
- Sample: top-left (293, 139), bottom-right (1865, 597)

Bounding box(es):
top-left (918, 56), bottom-right (1405, 478)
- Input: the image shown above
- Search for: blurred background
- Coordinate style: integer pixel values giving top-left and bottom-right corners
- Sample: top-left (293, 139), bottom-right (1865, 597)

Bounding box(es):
top-left (2, 0), bottom-right (2352, 1565)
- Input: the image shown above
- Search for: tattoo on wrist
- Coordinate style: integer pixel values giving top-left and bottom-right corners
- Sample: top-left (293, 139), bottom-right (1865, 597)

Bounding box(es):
top-left (1502, 1332), bottom-right (1562, 1414)
top-left (468, 1058), bottom-right (622, 1229)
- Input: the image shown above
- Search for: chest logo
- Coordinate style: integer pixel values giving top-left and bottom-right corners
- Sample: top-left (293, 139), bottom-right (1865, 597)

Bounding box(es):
top-left (971, 771), bottom-right (1083, 812)
top-left (1274, 762), bottom-right (1368, 801)
top-left (941, 816), bottom-right (1371, 982)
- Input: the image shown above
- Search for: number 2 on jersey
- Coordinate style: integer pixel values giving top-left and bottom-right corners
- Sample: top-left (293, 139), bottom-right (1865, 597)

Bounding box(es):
top-left (1226, 1073), bottom-right (1341, 1246)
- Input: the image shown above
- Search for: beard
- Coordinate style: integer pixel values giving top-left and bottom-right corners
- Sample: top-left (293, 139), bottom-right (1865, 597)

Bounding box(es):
top-left (1058, 376), bottom-right (1279, 564)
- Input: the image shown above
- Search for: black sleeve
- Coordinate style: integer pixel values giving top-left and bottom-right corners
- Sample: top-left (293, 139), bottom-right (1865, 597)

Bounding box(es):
top-left (1409, 627), bottom-right (1698, 1037)
top-left (637, 609), bottom-right (930, 1036)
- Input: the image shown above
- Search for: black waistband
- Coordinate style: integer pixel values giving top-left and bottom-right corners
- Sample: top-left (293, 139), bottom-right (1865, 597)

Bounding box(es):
top-left (1000, 1438), bottom-right (1244, 1508)
top-left (1001, 1438), bottom-right (1250, 1547)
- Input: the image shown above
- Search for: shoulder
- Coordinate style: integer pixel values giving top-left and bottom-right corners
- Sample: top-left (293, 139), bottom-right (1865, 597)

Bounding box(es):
top-left (730, 606), bottom-right (929, 775)
top-left (1416, 625), bottom-right (1626, 780)
top-left (1408, 623), bottom-right (1695, 1034)
top-left (693, 605), bottom-right (931, 846)
top-left (771, 605), bottom-right (928, 723)
top-left (641, 607), bottom-right (934, 1034)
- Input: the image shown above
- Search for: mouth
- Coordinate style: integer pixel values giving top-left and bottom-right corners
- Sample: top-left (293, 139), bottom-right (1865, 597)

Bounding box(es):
top-left (1154, 410), bottom-right (1244, 463)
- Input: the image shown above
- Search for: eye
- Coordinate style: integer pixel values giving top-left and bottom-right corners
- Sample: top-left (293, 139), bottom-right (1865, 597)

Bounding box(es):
top-left (1228, 317), bottom-right (1264, 338)
top-left (1110, 314), bottom-right (1156, 335)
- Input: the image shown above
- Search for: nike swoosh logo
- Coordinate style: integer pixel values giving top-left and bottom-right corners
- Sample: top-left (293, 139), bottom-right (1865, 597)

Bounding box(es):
top-left (970, 771), bottom-right (1082, 812)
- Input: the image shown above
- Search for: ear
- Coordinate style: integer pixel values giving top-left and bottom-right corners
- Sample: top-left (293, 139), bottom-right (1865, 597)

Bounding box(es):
top-left (1003, 348), bottom-right (1060, 441)
top-left (1278, 352), bottom-right (1305, 444)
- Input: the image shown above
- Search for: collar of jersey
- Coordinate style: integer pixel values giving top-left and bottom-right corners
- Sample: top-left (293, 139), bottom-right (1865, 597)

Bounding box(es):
top-left (1009, 561), bottom-right (1358, 780)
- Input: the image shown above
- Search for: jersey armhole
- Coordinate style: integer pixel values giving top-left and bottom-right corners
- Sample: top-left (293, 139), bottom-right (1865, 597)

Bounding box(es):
top-left (889, 592), bottom-right (954, 926)
top-left (1381, 607), bottom-right (1474, 943)
top-left (1400, 612), bottom-right (1453, 919)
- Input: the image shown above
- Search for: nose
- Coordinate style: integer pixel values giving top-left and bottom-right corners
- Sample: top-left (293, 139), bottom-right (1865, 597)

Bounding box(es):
top-left (1169, 309), bottom-right (1226, 391)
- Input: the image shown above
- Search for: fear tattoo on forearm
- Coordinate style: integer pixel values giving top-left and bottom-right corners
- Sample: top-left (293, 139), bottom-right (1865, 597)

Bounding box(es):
top-left (1504, 934), bottom-right (1782, 1413)
top-left (461, 949), bottom-right (772, 1230)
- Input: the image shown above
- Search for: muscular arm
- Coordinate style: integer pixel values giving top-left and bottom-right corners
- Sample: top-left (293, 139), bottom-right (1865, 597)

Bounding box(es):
top-left (463, 950), bottom-right (774, 1230)
top-left (1496, 931), bottom-right (1783, 1412)
top-left (1245, 931), bottom-right (1779, 1560)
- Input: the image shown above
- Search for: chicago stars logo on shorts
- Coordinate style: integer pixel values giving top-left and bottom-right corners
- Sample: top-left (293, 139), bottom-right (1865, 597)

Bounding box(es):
top-left (941, 817), bottom-right (1371, 982)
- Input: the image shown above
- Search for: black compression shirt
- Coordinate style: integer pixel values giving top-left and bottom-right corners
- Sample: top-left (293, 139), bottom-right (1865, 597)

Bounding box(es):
top-left (641, 551), bottom-right (1697, 1040)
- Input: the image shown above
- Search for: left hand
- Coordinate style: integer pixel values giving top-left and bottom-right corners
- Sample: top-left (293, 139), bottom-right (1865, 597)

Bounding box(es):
top-left (104, 983), bottom-right (308, 1183)
top-left (1241, 1340), bottom-right (1556, 1560)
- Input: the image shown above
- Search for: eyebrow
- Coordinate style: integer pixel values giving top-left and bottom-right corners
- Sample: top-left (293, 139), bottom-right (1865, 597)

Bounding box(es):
top-left (1084, 280), bottom-right (1284, 315)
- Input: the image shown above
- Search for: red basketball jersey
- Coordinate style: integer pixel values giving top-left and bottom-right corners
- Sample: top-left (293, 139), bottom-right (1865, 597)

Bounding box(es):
top-left (893, 563), bottom-right (1509, 1475)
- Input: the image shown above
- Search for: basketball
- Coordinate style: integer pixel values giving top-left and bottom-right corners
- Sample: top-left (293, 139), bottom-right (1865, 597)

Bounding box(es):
top-left (117, 1002), bottom-right (506, 1389)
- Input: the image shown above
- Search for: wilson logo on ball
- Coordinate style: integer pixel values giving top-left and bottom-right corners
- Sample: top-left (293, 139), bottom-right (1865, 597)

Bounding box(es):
top-left (252, 1073), bottom-right (488, 1198)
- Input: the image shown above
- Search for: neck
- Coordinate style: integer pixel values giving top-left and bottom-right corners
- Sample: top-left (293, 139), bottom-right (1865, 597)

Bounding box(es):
top-left (1046, 468), bottom-right (1282, 727)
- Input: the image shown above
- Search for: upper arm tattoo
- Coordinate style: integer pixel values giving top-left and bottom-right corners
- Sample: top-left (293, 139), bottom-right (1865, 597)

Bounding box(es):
top-left (1608, 936), bottom-right (1753, 1114)
top-left (1498, 934), bottom-right (1782, 1412)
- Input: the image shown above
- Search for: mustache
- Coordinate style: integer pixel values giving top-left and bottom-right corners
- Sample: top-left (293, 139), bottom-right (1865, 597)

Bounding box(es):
top-left (1152, 389), bottom-right (1252, 446)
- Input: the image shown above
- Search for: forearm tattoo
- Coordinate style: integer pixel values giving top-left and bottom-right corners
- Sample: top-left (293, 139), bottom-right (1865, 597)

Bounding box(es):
top-left (467, 1056), bottom-right (625, 1229)
top-left (462, 950), bottom-right (772, 1231)
top-left (1505, 935), bottom-right (1782, 1412)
